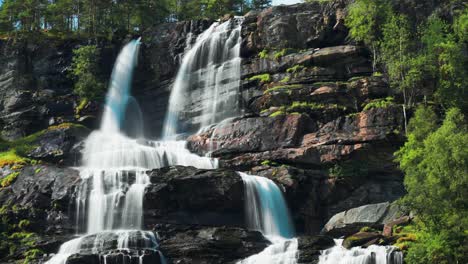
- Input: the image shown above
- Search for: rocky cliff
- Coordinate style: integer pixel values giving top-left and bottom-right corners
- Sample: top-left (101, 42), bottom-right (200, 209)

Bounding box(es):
top-left (0, 1), bottom-right (408, 263)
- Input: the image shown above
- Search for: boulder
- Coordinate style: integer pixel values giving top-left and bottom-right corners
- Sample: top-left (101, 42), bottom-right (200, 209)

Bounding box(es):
top-left (321, 202), bottom-right (407, 237)
top-left (157, 224), bottom-right (270, 264)
top-left (144, 166), bottom-right (245, 227)
top-left (342, 232), bottom-right (382, 249)
top-left (27, 124), bottom-right (90, 165)
top-left (297, 235), bottom-right (335, 263)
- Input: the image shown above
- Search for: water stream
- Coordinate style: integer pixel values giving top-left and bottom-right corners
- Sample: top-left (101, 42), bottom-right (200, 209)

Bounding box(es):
top-left (318, 239), bottom-right (404, 264)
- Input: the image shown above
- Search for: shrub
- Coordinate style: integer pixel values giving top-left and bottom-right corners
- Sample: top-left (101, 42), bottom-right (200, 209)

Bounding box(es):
top-left (363, 96), bottom-right (395, 111)
top-left (70, 45), bottom-right (105, 100)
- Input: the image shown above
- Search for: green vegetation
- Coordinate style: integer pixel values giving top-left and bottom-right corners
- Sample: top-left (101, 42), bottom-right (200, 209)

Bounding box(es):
top-left (70, 45), bottom-right (105, 100)
top-left (267, 101), bottom-right (345, 118)
top-left (273, 48), bottom-right (296, 60)
top-left (395, 107), bottom-right (467, 263)
top-left (0, 172), bottom-right (20, 188)
top-left (362, 97), bottom-right (395, 111)
top-left (328, 161), bottom-right (368, 178)
top-left (258, 49), bottom-right (269, 59)
top-left (249, 73), bottom-right (271, 83)
top-left (264, 84), bottom-right (302, 94)
top-left (286, 65), bottom-right (305, 74)
top-left (0, 0), bottom-right (268, 36)
top-left (279, 76), bottom-right (290, 83)
top-left (346, 2), bottom-right (467, 260)
top-left (269, 110), bottom-right (285, 117)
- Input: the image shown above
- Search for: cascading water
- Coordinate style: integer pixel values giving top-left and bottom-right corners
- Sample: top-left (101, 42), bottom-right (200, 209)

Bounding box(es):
top-left (47, 38), bottom-right (217, 264)
top-left (162, 17), bottom-right (243, 138)
top-left (318, 239), bottom-right (404, 264)
top-left (237, 172), bottom-right (299, 264)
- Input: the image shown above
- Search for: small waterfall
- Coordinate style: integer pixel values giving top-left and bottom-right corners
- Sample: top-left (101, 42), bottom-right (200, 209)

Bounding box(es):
top-left (237, 172), bottom-right (299, 264)
top-left (318, 239), bottom-right (404, 264)
top-left (163, 17), bottom-right (243, 138)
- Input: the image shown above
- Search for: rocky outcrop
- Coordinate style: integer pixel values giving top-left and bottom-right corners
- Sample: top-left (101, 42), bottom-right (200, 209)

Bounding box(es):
top-left (322, 202), bottom-right (408, 237)
top-left (297, 235), bottom-right (335, 263)
top-left (144, 166), bottom-right (245, 227)
top-left (157, 225), bottom-right (270, 264)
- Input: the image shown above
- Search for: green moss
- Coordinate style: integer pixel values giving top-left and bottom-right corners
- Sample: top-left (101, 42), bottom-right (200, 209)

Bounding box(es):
top-left (373, 71), bottom-right (383, 77)
top-left (249, 73), bottom-right (271, 83)
top-left (264, 84), bottom-right (303, 94)
top-left (34, 168), bottom-right (41, 174)
top-left (348, 76), bottom-right (367, 82)
top-left (0, 150), bottom-right (29, 168)
top-left (280, 76), bottom-right (290, 83)
top-left (258, 49), bottom-right (269, 59)
top-left (0, 172), bottom-right (20, 188)
top-left (363, 96), bottom-right (395, 111)
top-left (23, 248), bottom-right (44, 264)
top-left (269, 110), bottom-right (286, 117)
top-left (261, 160), bottom-right (280, 166)
top-left (273, 48), bottom-right (296, 60)
top-left (18, 220), bottom-right (30, 230)
top-left (360, 226), bottom-right (379, 232)
top-left (75, 98), bottom-right (89, 115)
top-left (286, 64), bottom-right (305, 74)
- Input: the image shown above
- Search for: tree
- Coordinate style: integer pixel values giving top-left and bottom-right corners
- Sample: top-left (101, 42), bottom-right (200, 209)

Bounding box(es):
top-left (70, 45), bottom-right (105, 99)
top-left (250, 0), bottom-right (271, 10)
top-left (396, 107), bottom-right (468, 264)
top-left (345, 0), bottom-right (390, 70)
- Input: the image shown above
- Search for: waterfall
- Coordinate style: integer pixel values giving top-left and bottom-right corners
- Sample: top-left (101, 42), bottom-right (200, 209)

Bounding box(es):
top-left (318, 239), bottom-right (404, 264)
top-left (47, 38), bottom-right (216, 264)
top-left (237, 172), bottom-right (299, 264)
top-left (163, 17), bottom-right (243, 138)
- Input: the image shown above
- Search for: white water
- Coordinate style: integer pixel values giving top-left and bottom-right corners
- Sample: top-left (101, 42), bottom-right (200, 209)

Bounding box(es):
top-left (238, 172), bottom-right (298, 264)
top-left (47, 37), bottom-right (218, 264)
top-left (163, 17), bottom-right (243, 138)
top-left (319, 239), bottom-right (404, 264)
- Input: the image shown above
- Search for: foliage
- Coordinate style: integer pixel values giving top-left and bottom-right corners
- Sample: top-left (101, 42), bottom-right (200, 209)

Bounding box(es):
top-left (70, 45), bottom-right (105, 100)
top-left (279, 76), bottom-right (290, 83)
top-left (395, 107), bottom-right (468, 263)
top-left (269, 110), bottom-right (285, 117)
top-left (249, 73), bottom-right (271, 84)
top-left (362, 97), bottom-right (395, 111)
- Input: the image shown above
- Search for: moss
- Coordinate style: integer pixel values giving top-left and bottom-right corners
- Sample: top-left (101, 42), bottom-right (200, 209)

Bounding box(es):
top-left (18, 220), bottom-right (30, 230)
top-left (261, 160), bottom-right (280, 166)
top-left (363, 96), bottom-right (395, 111)
top-left (280, 76), bottom-right (290, 83)
top-left (75, 98), bottom-right (89, 115)
top-left (258, 49), bottom-right (269, 59)
top-left (360, 226), bottom-right (379, 233)
top-left (348, 76), bottom-right (367, 82)
top-left (0, 171), bottom-right (20, 188)
top-left (0, 150), bottom-right (29, 168)
top-left (286, 64), bottom-right (305, 74)
top-left (34, 168), bottom-right (41, 174)
top-left (373, 71), bottom-right (383, 77)
top-left (273, 48), bottom-right (296, 60)
top-left (264, 84), bottom-right (303, 94)
top-left (346, 112), bottom-right (360, 118)
top-left (269, 110), bottom-right (286, 117)
top-left (23, 248), bottom-right (44, 264)
top-left (249, 73), bottom-right (271, 83)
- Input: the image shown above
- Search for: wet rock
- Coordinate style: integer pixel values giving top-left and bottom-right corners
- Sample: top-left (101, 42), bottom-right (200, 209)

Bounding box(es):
top-left (144, 166), bottom-right (245, 227)
top-left (27, 124), bottom-right (90, 164)
top-left (342, 232), bottom-right (382, 249)
top-left (297, 235), bottom-right (335, 263)
top-left (157, 224), bottom-right (269, 264)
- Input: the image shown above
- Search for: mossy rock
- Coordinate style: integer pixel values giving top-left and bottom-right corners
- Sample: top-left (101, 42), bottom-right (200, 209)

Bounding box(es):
top-left (342, 232), bottom-right (383, 249)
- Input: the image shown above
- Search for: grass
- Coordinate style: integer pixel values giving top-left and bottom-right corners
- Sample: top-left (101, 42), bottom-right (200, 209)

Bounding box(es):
top-left (363, 96), bottom-right (395, 111)
top-left (249, 73), bottom-right (271, 83)
top-left (0, 123), bottom-right (85, 168)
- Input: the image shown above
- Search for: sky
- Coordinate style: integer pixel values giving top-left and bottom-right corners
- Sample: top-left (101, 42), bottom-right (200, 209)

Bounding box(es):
top-left (272, 0), bottom-right (303, 6)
